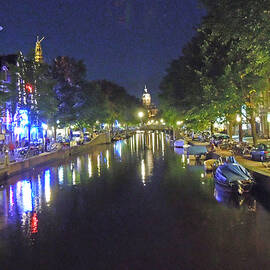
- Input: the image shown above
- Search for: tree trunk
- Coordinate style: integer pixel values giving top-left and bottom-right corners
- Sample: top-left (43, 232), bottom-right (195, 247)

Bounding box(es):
top-left (125, 124), bottom-right (128, 138)
top-left (250, 112), bottom-right (257, 146)
top-left (238, 122), bottom-right (243, 142)
top-left (54, 124), bottom-right (57, 141)
top-left (210, 122), bottom-right (214, 136)
top-left (228, 121), bottom-right (233, 139)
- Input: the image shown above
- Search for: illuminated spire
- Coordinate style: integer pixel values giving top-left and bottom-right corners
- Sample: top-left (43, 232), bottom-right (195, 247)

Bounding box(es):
top-left (142, 85), bottom-right (151, 106)
top-left (35, 36), bottom-right (45, 63)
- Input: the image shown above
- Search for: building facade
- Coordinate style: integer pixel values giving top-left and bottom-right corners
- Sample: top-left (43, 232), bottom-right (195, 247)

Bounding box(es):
top-left (141, 85), bottom-right (158, 118)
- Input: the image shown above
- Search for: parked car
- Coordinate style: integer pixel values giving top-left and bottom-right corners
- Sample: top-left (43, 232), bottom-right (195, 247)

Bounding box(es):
top-left (250, 143), bottom-right (270, 161)
top-left (212, 133), bottom-right (230, 140)
top-left (72, 131), bottom-right (84, 145)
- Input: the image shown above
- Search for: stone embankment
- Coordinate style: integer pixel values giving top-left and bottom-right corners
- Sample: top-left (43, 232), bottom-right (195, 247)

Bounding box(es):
top-left (0, 133), bottom-right (111, 181)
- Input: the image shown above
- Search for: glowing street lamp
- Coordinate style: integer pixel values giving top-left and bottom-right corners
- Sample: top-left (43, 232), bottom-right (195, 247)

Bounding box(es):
top-left (236, 114), bottom-right (242, 142)
top-left (176, 121), bottom-right (183, 126)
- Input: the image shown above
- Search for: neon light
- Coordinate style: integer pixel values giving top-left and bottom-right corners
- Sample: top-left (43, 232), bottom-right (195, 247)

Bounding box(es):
top-left (14, 126), bottom-right (23, 135)
top-left (25, 83), bottom-right (33, 93)
top-left (31, 127), bottom-right (38, 135)
top-left (42, 123), bottom-right (48, 130)
top-left (18, 110), bottom-right (29, 126)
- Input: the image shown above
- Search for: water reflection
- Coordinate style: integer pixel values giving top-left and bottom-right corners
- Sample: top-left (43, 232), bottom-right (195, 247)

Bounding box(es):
top-left (1, 131), bottom-right (270, 269)
top-left (88, 154), bottom-right (92, 178)
top-left (45, 170), bottom-right (51, 203)
top-left (0, 131), bottom-right (263, 240)
top-left (214, 185), bottom-right (256, 211)
top-left (0, 132), bottom-right (166, 230)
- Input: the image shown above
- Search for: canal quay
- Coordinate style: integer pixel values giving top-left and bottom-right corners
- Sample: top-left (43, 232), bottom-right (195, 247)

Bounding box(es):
top-left (0, 131), bottom-right (270, 269)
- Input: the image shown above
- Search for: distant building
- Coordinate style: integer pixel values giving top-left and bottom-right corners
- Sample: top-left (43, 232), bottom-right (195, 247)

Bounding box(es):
top-left (141, 85), bottom-right (158, 118)
top-left (35, 36), bottom-right (45, 63)
top-left (0, 36), bottom-right (45, 142)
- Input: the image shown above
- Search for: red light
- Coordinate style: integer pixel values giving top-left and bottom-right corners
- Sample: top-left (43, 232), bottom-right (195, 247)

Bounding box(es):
top-left (31, 212), bottom-right (38, 234)
top-left (25, 83), bottom-right (33, 93)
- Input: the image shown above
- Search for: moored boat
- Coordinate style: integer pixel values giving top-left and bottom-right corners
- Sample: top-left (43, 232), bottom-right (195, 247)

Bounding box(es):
top-left (174, 139), bottom-right (185, 148)
top-left (214, 156), bottom-right (254, 194)
top-left (203, 152), bottom-right (220, 171)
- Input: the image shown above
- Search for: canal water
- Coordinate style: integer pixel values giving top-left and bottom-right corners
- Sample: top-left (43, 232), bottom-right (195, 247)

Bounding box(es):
top-left (0, 131), bottom-right (270, 269)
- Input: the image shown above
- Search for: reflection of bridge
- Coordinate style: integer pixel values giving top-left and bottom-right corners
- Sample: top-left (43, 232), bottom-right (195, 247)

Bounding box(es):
top-left (139, 125), bottom-right (171, 131)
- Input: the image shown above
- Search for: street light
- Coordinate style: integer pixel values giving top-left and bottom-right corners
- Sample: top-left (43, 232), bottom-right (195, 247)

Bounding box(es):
top-left (236, 114), bottom-right (241, 123)
top-left (236, 114), bottom-right (242, 142)
top-left (176, 121), bottom-right (183, 126)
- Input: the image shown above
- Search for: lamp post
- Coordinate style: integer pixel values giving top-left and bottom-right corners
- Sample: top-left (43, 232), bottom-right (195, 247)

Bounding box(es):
top-left (236, 114), bottom-right (243, 142)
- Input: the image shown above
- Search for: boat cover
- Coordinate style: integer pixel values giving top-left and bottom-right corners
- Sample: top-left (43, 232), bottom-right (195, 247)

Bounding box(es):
top-left (174, 139), bottom-right (185, 147)
top-left (187, 145), bottom-right (207, 155)
top-left (215, 162), bottom-right (251, 183)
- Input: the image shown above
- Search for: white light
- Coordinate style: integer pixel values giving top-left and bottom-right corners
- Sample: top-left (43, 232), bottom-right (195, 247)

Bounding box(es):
top-left (56, 120), bottom-right (60, 124)
top-left (236, 114), bottom-right (241, 123)
top-left (42, 123), bottom-right (48, 130)
top-left (160, 119), bottom-right (164, 123)
top-left (138, 112), bottom-right (144, 118)
top-left (177, 121), bottom-right (183, 126)
top-left (267, 113), bottom-right (270, 123)
top-left (213, 122), bottom-right (219, 128)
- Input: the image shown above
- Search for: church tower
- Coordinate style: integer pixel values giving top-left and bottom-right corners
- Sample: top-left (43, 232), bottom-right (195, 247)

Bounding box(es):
top-left (35, 36), bottom-right (45, 63)
top-left (142, 85), bottom-right (151, 107)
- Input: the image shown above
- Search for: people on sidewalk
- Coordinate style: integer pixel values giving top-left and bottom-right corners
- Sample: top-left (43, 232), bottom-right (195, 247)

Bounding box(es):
top-left (8, 141), bottom-right (15, 156)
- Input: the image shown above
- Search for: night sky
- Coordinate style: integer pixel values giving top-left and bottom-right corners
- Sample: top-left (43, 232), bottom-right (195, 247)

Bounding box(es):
top-left (0, 0), bottom-right (204, 100)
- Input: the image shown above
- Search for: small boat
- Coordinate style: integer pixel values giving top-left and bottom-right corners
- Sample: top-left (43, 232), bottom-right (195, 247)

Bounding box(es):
top-left (187, 145), bottom-right (208, 159)
top-left (174, 139), bottom-right (185, 148)
top-left (214, 156), bottom-right (254, 194)
top-left (203, 152), bottom-right (220, 171)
